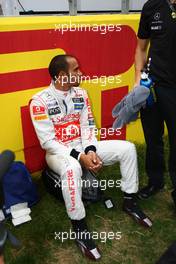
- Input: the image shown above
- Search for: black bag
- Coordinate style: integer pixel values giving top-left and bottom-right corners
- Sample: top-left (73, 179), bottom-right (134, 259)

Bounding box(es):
top-left (81, 169), bottom-right (103, 203)
top-left (42, 167), bottom-right (102, 203)
top-left (42, 167), bottom-right (63, 202)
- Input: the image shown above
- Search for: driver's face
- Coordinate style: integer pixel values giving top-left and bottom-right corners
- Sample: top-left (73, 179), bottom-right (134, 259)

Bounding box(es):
top-left (67, 57), bottom-right (83, 86)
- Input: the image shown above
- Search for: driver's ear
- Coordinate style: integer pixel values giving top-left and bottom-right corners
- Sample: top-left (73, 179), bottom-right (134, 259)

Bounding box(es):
top-left (54, 71), bottom-right (68, 84)
top-left (59, 70), bottom-right (68, 77)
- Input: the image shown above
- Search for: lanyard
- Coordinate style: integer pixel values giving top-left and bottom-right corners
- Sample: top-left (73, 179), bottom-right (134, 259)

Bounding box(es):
top-left (166, 0), bottom-right (176, 19)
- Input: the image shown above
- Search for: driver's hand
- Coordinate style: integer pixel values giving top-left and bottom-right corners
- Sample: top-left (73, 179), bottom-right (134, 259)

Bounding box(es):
top-left (80, 151), bottom-right (102, 174)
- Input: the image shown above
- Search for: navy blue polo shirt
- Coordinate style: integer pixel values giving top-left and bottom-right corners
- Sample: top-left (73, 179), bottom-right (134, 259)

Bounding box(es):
top-left (138, 0), bottom-right (176, 88)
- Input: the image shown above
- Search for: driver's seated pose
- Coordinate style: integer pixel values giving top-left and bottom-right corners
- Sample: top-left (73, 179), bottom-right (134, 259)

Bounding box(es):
top-left (30, 54), bottom-right (152, 261)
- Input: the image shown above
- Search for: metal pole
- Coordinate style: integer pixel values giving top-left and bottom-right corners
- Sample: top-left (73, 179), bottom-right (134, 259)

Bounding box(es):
top-left (121, 0), bottom-right (130, 14)
top-left (0, 4), bottom-right (3, 15)
top-left (68, 0), bottom-right (77, 16)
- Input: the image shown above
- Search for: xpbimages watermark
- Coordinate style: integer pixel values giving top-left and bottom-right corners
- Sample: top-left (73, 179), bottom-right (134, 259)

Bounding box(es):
top-left (54, 22), bottom-right (122, 35)
top-left (54, 127), bottom-right (122, 142)
top-left (54, 178), bottom-right (122, 191)
top-left (54, 74), bottom-right (122, 87)
top-left (54, 229), bottom-right (122, 243)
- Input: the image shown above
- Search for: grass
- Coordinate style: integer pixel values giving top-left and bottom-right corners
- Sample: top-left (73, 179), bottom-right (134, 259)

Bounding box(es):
top-left (3, 137), bottom-right (176, 264)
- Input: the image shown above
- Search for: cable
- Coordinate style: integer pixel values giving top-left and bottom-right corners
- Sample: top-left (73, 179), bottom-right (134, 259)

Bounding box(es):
top-left (17, 0), bottom-right (26, 12)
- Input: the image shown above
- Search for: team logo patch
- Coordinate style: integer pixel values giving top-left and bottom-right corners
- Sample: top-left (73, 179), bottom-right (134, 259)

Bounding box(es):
top-left (34, 115), bottom-right (48, 121)
top-left (47, 101), bottom-right (59, 108)
top-left (74, 104), bottom-right (84, 110)
top-left (32, 106), bottom-right (45, 115)
top-left (88, 119), bottom-right (95, 126)
top-left (45, 92), bottom-right (54, 100)
top-left (54, 120), bottom-right (81, 142)
top-left (48, 107), bottom-right (61, 115)
top-left (154, 12), bottom-right (160, 20)
top-left (72, 97), bottom-right (84, 103)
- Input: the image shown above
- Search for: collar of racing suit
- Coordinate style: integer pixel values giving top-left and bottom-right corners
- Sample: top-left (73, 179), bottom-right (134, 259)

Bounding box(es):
top-left (51, 82), bottom-right (75, 99)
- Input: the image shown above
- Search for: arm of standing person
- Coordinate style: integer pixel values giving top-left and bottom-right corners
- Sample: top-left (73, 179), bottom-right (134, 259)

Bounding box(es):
top-left (134, 38), bottom-right (150, 86)
top-left (134, 2), bottom-right (151, 86)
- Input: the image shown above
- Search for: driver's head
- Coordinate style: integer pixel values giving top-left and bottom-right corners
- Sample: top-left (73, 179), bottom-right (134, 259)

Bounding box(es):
top-left (49, 54), bottom-right (83, 90)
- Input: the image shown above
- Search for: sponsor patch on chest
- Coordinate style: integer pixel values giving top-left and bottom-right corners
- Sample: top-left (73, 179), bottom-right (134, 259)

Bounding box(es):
top-left (88, 119), bottom-right (95, 126)
top-left (32, 106), bottom-right (45, 115)
top-left (54, 120), bottom-right (81, 142)
top-left (74, 104), bottom-right (84, 110)
top-left (48, 107), bottom-right (61, 115)
top-left (72, 97), bottom-right (84, 103)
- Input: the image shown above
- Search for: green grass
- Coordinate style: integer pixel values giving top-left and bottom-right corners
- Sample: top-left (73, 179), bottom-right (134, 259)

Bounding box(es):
top-left (3, 137), bottom-right (176, 264)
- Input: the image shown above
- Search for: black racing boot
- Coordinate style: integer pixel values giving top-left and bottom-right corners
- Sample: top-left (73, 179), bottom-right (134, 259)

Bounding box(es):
top-left (123, 193), bottom-right (153, 228)
top-left (71, 218), bottom-right (101, 261)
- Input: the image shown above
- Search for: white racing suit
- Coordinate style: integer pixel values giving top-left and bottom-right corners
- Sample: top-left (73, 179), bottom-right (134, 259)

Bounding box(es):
top-left (30, 83), bottom-right (139, 220)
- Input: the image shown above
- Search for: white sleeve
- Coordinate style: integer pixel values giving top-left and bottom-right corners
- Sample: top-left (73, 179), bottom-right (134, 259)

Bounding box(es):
top-left (80, 90), bottom-right (98, 152)
top-left (30, 99), bottom-right (72, 156)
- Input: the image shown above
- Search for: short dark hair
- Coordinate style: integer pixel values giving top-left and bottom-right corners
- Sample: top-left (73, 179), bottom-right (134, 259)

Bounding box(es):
top-left (48, 54), bottom-right (74, 80)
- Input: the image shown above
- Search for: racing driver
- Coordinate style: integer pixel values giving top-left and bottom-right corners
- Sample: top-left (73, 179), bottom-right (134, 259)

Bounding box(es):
top-left (30, 54), bottom-right (152, 261)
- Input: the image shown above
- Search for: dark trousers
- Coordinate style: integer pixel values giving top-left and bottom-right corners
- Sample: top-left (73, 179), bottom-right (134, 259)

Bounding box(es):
top-left (140, 86), bottom-right (176, 189)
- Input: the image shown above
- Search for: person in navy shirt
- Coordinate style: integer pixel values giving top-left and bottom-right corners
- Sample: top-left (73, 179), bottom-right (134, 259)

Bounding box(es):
top-left (135, 0), bottom-right (176, 205)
